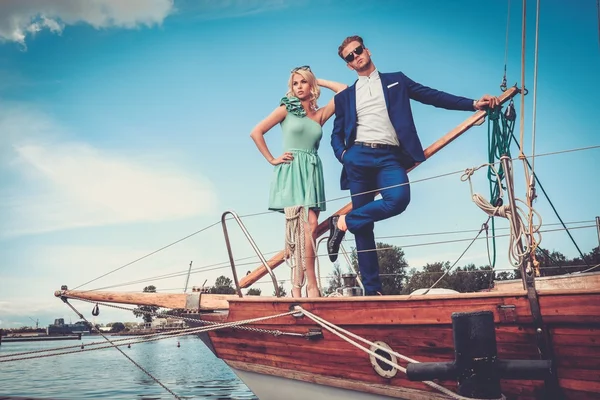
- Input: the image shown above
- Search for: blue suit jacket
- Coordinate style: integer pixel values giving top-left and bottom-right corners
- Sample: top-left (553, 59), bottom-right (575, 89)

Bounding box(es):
top-left (331, 71), bottom-right (475, 190)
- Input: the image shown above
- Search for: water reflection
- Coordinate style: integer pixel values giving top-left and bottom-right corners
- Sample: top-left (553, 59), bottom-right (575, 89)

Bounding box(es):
top-left (0, 335), bottom-right (258, 399)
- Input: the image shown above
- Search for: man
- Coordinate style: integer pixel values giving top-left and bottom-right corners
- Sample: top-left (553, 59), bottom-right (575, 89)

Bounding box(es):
top-left (327, 35), bottom-right (499, 295)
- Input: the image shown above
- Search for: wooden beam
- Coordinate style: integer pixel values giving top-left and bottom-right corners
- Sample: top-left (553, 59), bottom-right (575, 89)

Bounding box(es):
top-left (240, 87), bottom-right (520, 289)
top-left (54, 290), bottom-right (188, 308)
top-left (54, 289), bottom-right (237, 310)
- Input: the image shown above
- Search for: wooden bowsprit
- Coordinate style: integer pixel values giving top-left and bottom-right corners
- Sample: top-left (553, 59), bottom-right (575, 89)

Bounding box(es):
top-left (240, 87), bottom-right (520, 289)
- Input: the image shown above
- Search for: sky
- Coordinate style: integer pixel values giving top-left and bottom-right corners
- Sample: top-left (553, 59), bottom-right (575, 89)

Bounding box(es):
top-left (1, 0), bottom-right (599, 329)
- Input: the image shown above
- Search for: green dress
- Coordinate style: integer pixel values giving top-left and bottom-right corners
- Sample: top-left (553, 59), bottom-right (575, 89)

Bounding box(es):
top-left (268, 97), bottom-right (326, 212)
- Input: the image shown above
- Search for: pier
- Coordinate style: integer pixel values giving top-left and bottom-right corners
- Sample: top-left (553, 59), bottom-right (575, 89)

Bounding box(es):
top-left (0, 330), bottom-right (81, 344)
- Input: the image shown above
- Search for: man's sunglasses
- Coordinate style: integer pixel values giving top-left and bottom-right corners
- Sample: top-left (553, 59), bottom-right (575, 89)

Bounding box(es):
top-left (343, 45), bottom-right (364, 63)
top-left (291, 65), bottom-right (311, 73)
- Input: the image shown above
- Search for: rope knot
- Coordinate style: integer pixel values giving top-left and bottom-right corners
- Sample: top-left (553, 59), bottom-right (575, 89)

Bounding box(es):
top-left (487, 107), bottom-right (501, 121)
top-left (460, 168), bottom-right (475, 182)
top-left (492, 205), bottom-right (509, 218)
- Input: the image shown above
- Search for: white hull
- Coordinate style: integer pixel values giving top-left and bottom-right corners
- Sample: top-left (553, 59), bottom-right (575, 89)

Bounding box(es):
top-left (226, 361), bottom-right (448, 400)
top-left (230, 365), bottom-right (398, 400)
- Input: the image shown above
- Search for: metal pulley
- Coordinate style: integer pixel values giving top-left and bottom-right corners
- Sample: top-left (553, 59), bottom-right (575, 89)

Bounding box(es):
top-left (504, 99), bottom-right (516, 121)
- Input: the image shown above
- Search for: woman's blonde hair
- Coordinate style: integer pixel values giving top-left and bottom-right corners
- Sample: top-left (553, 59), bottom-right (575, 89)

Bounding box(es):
top-left (286, 68), bottom-right (320, 111)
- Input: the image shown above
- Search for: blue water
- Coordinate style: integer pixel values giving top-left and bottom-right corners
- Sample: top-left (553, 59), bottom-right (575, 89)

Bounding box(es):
top-left (0, 335), bottom-right (258, 399)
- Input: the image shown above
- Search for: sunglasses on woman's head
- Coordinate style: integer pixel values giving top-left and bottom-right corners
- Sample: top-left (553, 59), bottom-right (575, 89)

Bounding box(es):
top-left (343, 45), bottom-right (364, 63)
top-left (291, 65), bottom-right (311, 73)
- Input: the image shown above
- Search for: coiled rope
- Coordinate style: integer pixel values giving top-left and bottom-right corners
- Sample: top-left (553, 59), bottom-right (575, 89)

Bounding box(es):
top-left (461, 160), bottom-right (542, 267)
top-left (285, 206), bottom-right (308, 292)
top-left (486, 104), bottom-right (516, 270)
top-left (284, 206), bottom-right (322, 295)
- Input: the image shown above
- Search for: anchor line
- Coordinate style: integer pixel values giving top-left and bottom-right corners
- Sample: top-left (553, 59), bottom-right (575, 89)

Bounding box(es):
top-left (61, 298), bottom-right (183, 400)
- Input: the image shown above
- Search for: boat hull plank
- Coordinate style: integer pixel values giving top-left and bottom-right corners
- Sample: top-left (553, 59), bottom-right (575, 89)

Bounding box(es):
top-left (202, 291), bottom-right (600, 399)
top-left (538, 292), bottom-right (600, 323)
top-left (226, 294), bottom-right (537, 326)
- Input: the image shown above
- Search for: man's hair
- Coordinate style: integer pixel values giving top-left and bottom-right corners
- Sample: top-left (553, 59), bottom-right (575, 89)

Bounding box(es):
top-left (338, 35), bottom-right (364, 60)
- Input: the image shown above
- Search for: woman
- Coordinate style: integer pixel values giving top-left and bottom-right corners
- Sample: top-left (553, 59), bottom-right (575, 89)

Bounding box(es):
top-left (250, 66), bottom-right (346, 298)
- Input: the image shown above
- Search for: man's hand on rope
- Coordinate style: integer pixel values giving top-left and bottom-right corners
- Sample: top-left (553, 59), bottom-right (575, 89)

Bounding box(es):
top-left (474, 94), bottom-right (500, 110)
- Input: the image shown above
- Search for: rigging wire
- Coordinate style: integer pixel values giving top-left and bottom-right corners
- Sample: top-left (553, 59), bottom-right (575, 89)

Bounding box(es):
top-left (82, 250), bottom-right (283, 292)
top-left (357, 225), bottom-right (594, 252)
top-left (83, 224), bottom-right (597, 292)
top-left (531, 0), bottom-right (540, 175)
top-left (86, 224), bottom-right (597, 292)
top-left (62, 300), bottom-right (182, 399)
top-left (371, 220), bottom-right (595, 240)
top-left (500, 0), bottom-right (511, 91)
top-left (79, 220), bottom-right (595, 292)
top-left (71, 221), bottom-right (220, 290)
top-left (518, 0), bottom-right (527, 156)
top-left (370, 224), bottom-right (596, 248)
top-left (69, 144), bottom-right (600, 292)
top-left (515, 2), bottom-right (534, 270)
top-left (510, 132), bottom-right (592, 268)
top-left (417, 217), bottom-right (492, 295)
top-left (524, 0), bottom-right (542, 266)
top-left (247, 262), bottom-right (599, 288)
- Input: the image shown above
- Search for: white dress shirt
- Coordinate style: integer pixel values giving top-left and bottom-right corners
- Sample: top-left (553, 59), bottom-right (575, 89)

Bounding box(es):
top-left (355, 69), bottom-right (399, 146)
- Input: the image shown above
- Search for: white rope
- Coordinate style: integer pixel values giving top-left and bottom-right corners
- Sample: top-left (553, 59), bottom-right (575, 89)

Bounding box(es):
top-left (531, 0), bottom-right (540, 175)
top-left (296, 306), bottom-right (506, 400)
top-left (461, 162), bottom-right (542, 267)
top-left (284, 206), bottom-right (324, 296)
top-left (524, 0), bottom-right (542, 272)
top-left (285, 206), bottom-right (307, 293)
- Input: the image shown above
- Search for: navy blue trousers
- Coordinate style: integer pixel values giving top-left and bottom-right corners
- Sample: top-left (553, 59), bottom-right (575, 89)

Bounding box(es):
top-left (343, 145), bottom-right (411, 294)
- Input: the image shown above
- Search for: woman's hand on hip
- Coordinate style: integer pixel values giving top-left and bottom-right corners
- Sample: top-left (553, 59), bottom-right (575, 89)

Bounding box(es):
top-left (270, 152), bottom-right (294, 165)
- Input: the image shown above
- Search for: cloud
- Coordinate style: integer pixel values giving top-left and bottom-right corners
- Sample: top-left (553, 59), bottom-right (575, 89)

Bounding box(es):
top-left (0, 297), bottom-right (70, 327)
top-left (0, 104), bottom-right (218, 237)
top-left (0, 236), bottom-right (234, 327)
top-left (182, 0), bottom-right (298, 20)
top-left (0, 0), bottom-right (174, 47)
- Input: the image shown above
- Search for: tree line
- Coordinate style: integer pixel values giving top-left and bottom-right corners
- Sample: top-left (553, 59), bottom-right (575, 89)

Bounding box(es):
top-left (132, 242), bottom-right (598, 319)
top-left (206, 242), bottom-right (599, 296)
top-left (322, 242), bottom-right (600, 295)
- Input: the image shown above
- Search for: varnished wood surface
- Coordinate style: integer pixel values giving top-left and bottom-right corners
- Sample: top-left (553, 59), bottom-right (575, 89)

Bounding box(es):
top-left (224, 289), bottom-right (600, 325)
top-left (54, 290), bottom-right (237, 310)
top-left (492, 271), bottom-right (600, 292)
top-left (203, 288), bottom-right (600, 400)
top-left (55, 276), bottom-right (600, 397)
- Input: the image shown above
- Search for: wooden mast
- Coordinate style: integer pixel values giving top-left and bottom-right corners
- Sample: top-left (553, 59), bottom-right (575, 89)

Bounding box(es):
top-left (240, 87), bottom-right (520, 289)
